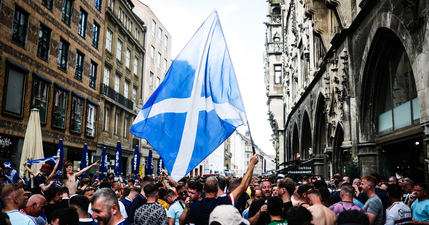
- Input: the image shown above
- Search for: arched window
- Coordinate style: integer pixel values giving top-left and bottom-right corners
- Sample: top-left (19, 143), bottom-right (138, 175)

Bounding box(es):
top-left (378, 43), bottom-right (419, 135)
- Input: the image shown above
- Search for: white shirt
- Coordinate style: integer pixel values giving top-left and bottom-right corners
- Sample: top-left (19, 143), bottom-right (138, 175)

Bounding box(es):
top-left (385, 201), bottom-right (412, 225)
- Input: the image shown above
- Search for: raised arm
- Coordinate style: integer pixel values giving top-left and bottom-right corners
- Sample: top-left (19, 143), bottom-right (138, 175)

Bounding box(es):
top-left (75, 160), bottom-right (99, 177)
top-left (23, 163), bottom-right (37, 178)
top-left (161, 169), bottom-right (178, 188)
top-left (231, 153), bottom-right (259, 202)
top-left (47, 156), bottom-right (60, 180)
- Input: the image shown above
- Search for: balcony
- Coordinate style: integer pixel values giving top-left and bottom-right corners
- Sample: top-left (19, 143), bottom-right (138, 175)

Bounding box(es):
top-left (101, 83), bottom-right (134, 110)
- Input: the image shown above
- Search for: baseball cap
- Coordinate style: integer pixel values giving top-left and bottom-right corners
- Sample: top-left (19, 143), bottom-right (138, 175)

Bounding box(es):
top-left (40, 164), bottom-right (52, 173)
top-left (209, 205), bottom-right (250, 225)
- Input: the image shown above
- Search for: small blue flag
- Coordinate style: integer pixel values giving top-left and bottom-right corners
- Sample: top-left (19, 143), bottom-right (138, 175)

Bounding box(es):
top-left (26, 156), bottom-right (57, 164)
top-left (130, 11), bottom-right (248, 181)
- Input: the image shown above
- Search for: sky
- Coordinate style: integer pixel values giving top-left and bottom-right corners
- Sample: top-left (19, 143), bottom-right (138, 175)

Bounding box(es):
top-left (140, 0), bottom-right (274, 155)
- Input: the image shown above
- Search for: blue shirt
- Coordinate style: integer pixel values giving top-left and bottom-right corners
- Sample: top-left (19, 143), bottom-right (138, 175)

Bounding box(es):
top-left (6, 210), bottom-right (37, 225)
top-left (353, 198), bottom-right (365, 208)
top-left (411, 199), bottom-right (429, 222)
top-left (5, 169), bottom-right (21, 184)
top-left (120, 197), bottom-right (133, 218)
top-left (188, 194), bottom-right (234, 225)
top-left (168, 201), bottom-right (185, 225)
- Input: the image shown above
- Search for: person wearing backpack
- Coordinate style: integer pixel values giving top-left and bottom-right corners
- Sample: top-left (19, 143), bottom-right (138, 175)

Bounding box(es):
top-left (329, 183), bottom-right (369, 225)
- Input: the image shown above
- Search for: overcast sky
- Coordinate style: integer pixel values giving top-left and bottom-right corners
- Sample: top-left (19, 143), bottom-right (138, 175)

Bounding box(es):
top-left (141, 0), bottom-right (274, 155)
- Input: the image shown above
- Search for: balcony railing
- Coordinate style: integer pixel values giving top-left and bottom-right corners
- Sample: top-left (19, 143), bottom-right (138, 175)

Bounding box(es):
top-left (101, 83), bottom-right (134, 110)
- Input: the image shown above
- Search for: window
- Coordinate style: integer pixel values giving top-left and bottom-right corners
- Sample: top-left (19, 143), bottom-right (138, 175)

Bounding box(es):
top-left (134, 57), bottom-right (138, 75)
top-left (3, 63), bottom-right (28, 117)
top-left (273, 37), bottom-right (280, 42)
top-left (78, 10), bottom-right (87, 38)
top-left (135, 29), bottom-right (139, 41)
top-left (104, 107), bottom-right (109, 131)
top-left (164, 35), bottom-right (168, 50)
top-left (114, 75), bottom-right (120, 92)
top-left (42, 0), bottom-right (54, 10)
top-left (274, 65), bottom-right (282, 84)
top-left (126, 49), bottom-right (131, 68)
top-left (150, 46), bottom-right (155, 62)
top-left (85, 103), bottom-right (96, 137)
top-left (52, 86), bottom-right (68, 129)
top-left (70, 95), bottom-right (84, 133)
top-left (152, 20), bottom-right (156, 37)
top-left (158, 28), bottom-right (162, 44)
top-left (117, 40), bottom-right (122, 60)
top-left (62, 0), bottom-right (72, 25)
top-left (118, 8), bottom-right (122, 21)
top-left (107, 0), bottom-right (114, 10)
top-left (37, 24), bottom-right (51, 61)
top-left (156, 77), bottom-right (160, 88)
top-left (106, 29), bottom-right (113, 52)
top-left (378, 44), bottom-right (420, 135)
top-left (124, 82), bottom-right (128, 98)
top-left (123, 118), bottom-right (128, 137)
top-left (95, 0), bottom-right (102, 10)
top-left (157, 52), bottom-right (161, 68)
top-left (92, 22), bottom-right (100, 48)
top-left (149, 72), bottom-right (154, 89)
top-left (75, 51), bottom-right (84, 81)
top-left (31, 75), bottom-right (50, 123)
top-left (12, 6), bottom-right (29, 47)
top-left (89, 61), bottom-right (97, 89)
top-left (103, 66), bottom-right (110, 85)
top-left (58, 38), bottom-right (69, 71)
top-left (132, 87), bottom-right (137, 102)
top-left (163, 58), bottom-right (167, 74)
top-left (114, 112), bottom-right (119, 134)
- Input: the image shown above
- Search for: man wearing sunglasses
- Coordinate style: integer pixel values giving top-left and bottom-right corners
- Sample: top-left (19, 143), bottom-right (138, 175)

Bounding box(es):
top-left (168, 184), bottom-right (187, 225)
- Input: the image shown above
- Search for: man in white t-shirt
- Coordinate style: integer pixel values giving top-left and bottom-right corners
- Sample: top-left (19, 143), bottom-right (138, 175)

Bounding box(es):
top-left (385, 184), bottom-right (412, 225)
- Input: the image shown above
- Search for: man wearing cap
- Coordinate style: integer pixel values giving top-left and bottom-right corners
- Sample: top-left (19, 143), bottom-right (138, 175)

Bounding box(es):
top-left (33, 162), bottom-right (57, 195)
top-left (4, 162), bottom-right (21, 184)
top-left (209, 205), bottom-right (250, 225)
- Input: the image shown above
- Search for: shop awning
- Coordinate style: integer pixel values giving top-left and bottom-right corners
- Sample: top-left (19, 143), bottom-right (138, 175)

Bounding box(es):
top-left (277, 160), bottom-right (313, 175)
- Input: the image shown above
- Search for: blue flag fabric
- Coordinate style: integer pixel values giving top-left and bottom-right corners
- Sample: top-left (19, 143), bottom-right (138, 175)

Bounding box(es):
top-left (26, 156), bottom-right (57, 164)
top-left (132, 145), bottom-right (140, 175)
top-left (115, 141), bottom-right (123, 175)
top-left (56, 139), bottom-right (64, 171)
top-left (146, 149), bottom-right (153, 175)
top-left (100, 147), bottom-right (108, 178)
top-left (130, 11), bottom-right (248, 181)
top-left (157, 157), bottom-right (165, 175)
top-left (80, 143), bottom-right (89, 178)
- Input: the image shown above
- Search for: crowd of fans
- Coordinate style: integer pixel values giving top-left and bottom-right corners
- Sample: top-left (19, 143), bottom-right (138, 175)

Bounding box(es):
top-left (0, 154), bottom-right (428, 225)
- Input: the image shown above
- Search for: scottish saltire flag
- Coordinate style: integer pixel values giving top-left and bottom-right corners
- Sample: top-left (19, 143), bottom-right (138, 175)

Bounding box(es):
top-left (114, 141), bottom-right (123, 175)
top-left (26, 156), bottom-right (57, 164)
top-left (146, 149), bottom-right (153, 175)
top-left (130, 11), bottom-right (248, 181)
top-left (56, 139), bottom-right (64, 171)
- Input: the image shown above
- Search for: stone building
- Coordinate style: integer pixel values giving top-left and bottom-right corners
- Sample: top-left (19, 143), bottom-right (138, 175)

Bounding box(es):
top-left (265, 0), bottom-right (429, 181)
top-left (97, 0), bottom-right (145, 175)
top-left (0, 0), bottom-right (105, 171)
top-left (130, 0), bottom-right (172, 174)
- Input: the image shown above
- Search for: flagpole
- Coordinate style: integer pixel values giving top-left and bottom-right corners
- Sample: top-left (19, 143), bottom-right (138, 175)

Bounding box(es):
top-left (246, 122), bottom-right (256, 155)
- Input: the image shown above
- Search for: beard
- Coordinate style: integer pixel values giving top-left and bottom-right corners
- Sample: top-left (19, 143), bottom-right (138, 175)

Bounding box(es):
top-left (97, 211), bottom-right (113, 225)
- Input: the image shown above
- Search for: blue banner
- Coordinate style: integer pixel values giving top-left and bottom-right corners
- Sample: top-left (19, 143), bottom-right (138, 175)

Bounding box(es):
top-left (56, 139), bottom-right (64, 171)
top-left (157, 156), bottom-right (165, 175)
top-left (146, 149), bottom-right (153, 175)
top-left (132, 145), bottom-right (140, 175)
top-left (114, 141), bottom-right (123, 175)
top-left (100, 147), bottom-right (108, 179)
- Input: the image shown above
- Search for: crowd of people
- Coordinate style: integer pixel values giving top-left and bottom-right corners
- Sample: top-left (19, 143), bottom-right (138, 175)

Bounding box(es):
top-left (0, 154), bottom-right (428, 225)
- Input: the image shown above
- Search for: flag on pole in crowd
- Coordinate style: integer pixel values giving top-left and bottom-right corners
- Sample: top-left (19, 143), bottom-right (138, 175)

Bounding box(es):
top-left (157, 156), bottom-right (165, 175)
top-left (132, 145), bottom-right (140, 178)
top-left (146, 149), bottom-right (153, 175)
top-left (100, 147), bottom-right (108, 179)
top-left (80, 143), bottom-right (89, 178)
top-left (25, 156), bottom-right (57, 164)
top-left (114, 141), bottom-right (123, 175)
top-left (130, 11), bottom-right (248, 181)
top-left (56, 139), bottom-right (64, 171)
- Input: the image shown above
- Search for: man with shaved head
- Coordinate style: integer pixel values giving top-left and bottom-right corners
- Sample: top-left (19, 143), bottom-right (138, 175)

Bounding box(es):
top-left (1, 183), bottom-right (35, 225)
top-left (21, 194), bottom-right (47, 225)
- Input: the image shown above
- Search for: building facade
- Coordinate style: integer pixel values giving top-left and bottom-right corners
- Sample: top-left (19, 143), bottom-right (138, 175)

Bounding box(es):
top-left (0, 0), bottom-right (105, 173)
top-left (130, 0), bottom-right (172, 174)
top-left (265, 0), bottom-right (429, 181)
top-left (98, 0), bottom-right (145, 174)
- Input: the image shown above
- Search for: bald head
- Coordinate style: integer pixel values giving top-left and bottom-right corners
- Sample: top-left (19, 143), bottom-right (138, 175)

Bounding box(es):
top-left (205, 177), bottom-right (219, 194)
top-left (26, 194), bottom-right (46, 217)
